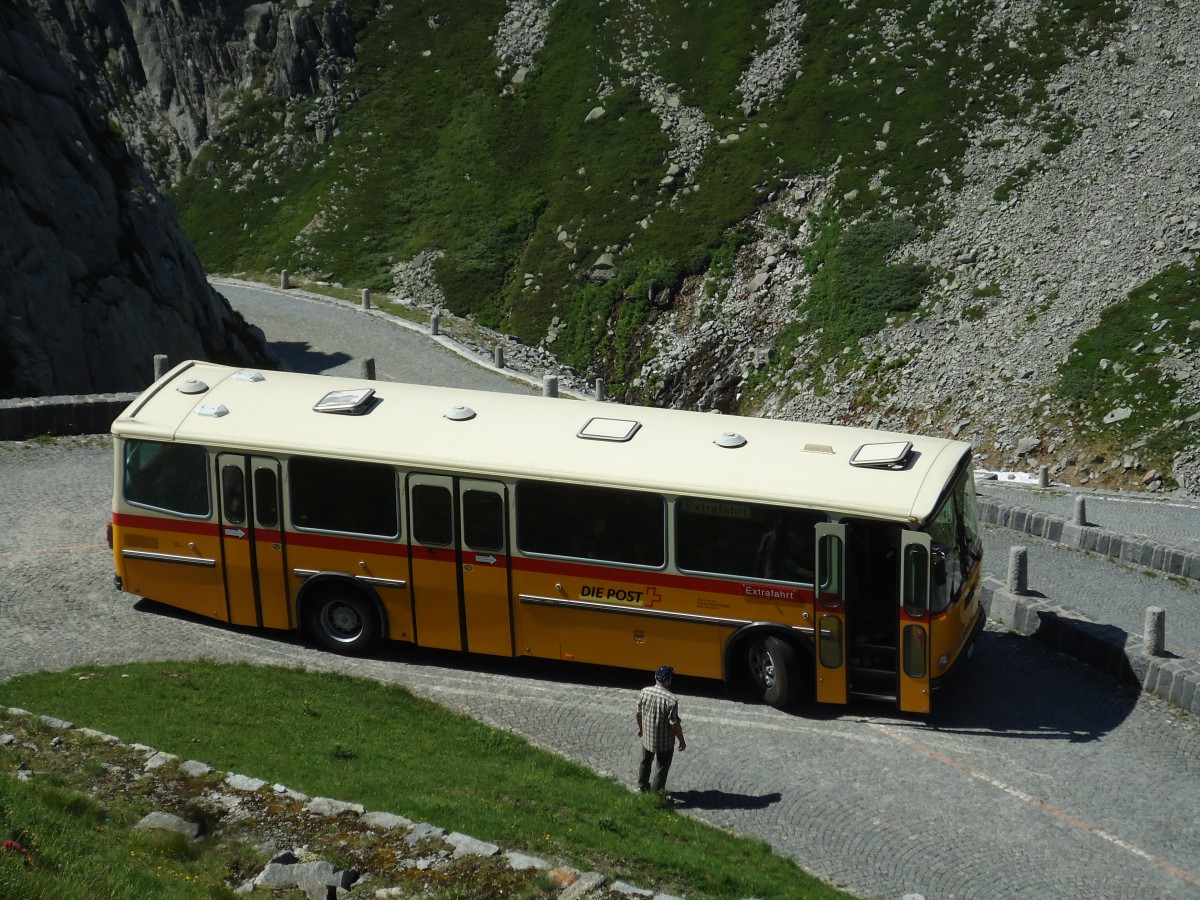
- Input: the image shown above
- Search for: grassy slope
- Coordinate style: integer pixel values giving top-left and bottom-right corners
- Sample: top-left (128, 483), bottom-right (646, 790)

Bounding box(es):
top-left (1, 662), bottom-right (848, 900)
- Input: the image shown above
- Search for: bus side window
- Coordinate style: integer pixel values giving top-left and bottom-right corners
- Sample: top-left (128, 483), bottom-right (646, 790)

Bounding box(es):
top-left (254, 468), bottom-right (279, 528)
top-left (515, 480), bottom-right (663, 567)
top-left (221, 465), bottom-right (245, 524)
top-left (413, 484), bottom-right (453, 546)
top-left (463, 489), bottom-right (503, 551)
top-left (903, 544), bottom-right (929, 617)
top-left (290, 456), bottom-right (399, 537)
top-left (124, 440), bottom-right (210, 518)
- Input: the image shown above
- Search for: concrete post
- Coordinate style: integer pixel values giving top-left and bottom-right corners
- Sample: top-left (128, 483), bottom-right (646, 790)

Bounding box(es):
top-left (281, 270), bottom-right (290, 289)
top-left (153, 354), bottom-right (169, 382)
top-left (1144, 607), bottom-right (1165, 656)
top-left (495, 345), bottom-right (505, 369)
top-left (595, 378), bottom-right (606, 401)
top-left (431, 312), bottom-right (440, 336)
top-left (1038, 465), bottom-right (1049, 488)
top-left (1073, 496), bottom-right (1088, 526)
top-left (1007, 546), bottom-right (1028, 595)
top-left (543, 374), bottom-right (559, 398)
top-left (360, 357), bottom-right (376, 381)
top-left (361, 289), bottom-right (371, 310)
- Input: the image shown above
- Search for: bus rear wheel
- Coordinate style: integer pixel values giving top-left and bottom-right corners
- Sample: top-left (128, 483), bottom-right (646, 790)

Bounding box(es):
top-left (308, 589), bottom-right (378, 655)
top-left (747, 635), bottom-right (799, 708)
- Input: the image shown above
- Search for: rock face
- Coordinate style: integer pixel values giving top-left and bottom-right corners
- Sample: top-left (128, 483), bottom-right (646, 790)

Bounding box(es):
top-left (0, 1), bottom-right (274, 398)
top-left (68, 0), bottom-right (358, 185)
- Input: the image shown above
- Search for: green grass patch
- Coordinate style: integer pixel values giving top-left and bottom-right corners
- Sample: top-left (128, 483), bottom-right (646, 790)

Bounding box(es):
top-left (0, 662), bottom-right (846, 900)
top-left (1, 750), bottom-right (238, 898)
top-left (1055, 257), bottom-right (1200, 477)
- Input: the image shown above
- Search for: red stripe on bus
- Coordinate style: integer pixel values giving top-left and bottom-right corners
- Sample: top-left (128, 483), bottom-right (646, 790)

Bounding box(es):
top-left (285, 530), bottom-right (410, 557)
top-left (510, 555), bottom-right (813, 602)
top-left (112, 513), bottom-right (218, 537)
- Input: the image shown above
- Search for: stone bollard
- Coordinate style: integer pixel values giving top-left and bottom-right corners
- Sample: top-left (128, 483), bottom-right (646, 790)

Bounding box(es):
top-left (543, 375), bottom-right (558, 398)
top-left (431, 312), bottom-right (440, 336)
top-left (1038, 465), bottom-right (1049, 488)
top-left (495, 345), bottom-right (505, 369)
top-left (360, 357), bottom-right (376, 381)
top-left (594, 378), bottom-right (606, 401)
top-left (1073, 495), bottom-right (1088, 526)
top-left (1144, 607), bottom-right (1165, 657)
top-left (153, 354), bottom-right (169, 382)
top-left (361, 289), bottom-right (371, 310)
top-left (281, 270), bottom-right (290, 290)
top-left (1007, 546), bottom-right (1028, 595)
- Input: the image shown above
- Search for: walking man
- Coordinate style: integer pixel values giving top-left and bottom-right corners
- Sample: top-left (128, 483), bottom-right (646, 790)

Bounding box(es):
top-left (636, 665), bottom-right (686, 794)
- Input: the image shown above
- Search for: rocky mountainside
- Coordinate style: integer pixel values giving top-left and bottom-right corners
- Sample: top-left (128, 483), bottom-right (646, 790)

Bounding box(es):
top-left (0, 0), bottom-right (279, 398)
top-left (632, 0), bottom-right (1200, 493)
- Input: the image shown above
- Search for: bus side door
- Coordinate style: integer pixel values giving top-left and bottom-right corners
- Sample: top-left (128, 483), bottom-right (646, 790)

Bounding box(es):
top-left (459, 480), bottom-right (514, 656)
top-left (814, 523), bottom-right (847, 705)
top-left (408, 474), bottom-right (462, 651)
top-left (217, 454), bottom-right (290, 629)
top-left (898, 530), bottom-right (932, 714)
top-left (407, 475), bottom-right (514, 655)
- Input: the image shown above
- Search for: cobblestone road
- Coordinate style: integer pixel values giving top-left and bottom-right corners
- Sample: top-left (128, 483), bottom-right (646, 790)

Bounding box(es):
top-left (2, 283), bottom-right (1199, 898)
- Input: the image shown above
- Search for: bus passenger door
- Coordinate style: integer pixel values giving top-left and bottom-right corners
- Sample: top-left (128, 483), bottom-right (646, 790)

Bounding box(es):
top-left (898, 531), bottom-right (932, 714)
top-left (407, 474), bottom-right (463, 651)
top-left (217, 454), bottom-right (289, 629)
top-left (813, 523), bottom-right (847, 704)
top-left (460, 480), bottom-right (513, 656)
top-left (249, 458), bottom-right (289, 629)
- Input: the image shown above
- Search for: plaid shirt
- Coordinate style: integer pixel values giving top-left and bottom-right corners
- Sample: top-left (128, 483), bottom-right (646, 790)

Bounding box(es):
top-left (638, 682), bottom-right (681, 753)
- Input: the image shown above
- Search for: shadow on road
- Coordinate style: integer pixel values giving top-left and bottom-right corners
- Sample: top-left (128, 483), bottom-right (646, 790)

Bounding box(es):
top-left (132, 602), bottom-right (1140, 744)
top-left (670, 788), bottom-right (782, 811)
top-left (923, 631), bottom-right (1139, 742)
top-left (265, 340), bottom-right (352, 375)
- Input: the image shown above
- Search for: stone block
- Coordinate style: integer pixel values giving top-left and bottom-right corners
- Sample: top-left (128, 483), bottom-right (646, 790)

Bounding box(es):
top-left (1165, 549), bottom-right (1185, 577)
top-left (1045, 518), bottom-right (1063, 542)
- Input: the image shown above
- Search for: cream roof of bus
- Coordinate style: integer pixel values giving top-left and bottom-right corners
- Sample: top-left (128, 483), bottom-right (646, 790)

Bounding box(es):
top-left (112, 361), bottom-right (972, 525)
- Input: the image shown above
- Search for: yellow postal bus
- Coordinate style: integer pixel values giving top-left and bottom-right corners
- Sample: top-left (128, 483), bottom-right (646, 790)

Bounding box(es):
top-left (109, 361), bottom-right (985, 713)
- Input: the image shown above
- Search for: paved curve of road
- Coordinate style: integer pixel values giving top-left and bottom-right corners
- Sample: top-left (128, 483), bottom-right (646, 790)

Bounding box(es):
top-left (1, 281), bottom-right (1197, 899)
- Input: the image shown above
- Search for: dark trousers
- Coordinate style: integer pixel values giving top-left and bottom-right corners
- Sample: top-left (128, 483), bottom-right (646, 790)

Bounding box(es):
top-left (638, 746), bottom-right (674, 792)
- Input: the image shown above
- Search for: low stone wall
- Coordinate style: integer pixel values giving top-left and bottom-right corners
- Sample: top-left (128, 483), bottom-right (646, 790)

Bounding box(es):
top-left (978, 496), bottom-right (1200, 583)
top-left (0, 393), bottom-right (138, 441)
top-left (983, 576), bottom-right (1200, 716)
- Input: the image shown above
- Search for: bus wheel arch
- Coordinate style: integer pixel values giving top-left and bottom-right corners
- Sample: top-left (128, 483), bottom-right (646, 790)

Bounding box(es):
top-left (298, 577), bottom-right (385, 656)
top-left (726, 626), bottom-right (810, 709)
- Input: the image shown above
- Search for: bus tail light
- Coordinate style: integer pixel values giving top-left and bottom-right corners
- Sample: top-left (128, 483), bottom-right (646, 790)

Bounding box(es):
top-left (938, 653), bottom-right (950, 672)
top-left (106, 521), bottom-right (113, 549)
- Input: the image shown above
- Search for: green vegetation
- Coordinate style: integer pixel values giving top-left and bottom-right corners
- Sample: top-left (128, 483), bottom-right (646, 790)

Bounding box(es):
top-left (172, 0), bottom-right (1131, 395)
top-left (1055, 258), bottom-right (1200, 479)
top-left (1, 662), bottom-right (846, 900)
top-left (1, 758), bottom-right (239, 899)
top-left (789, 213), bottom-right (930, 389)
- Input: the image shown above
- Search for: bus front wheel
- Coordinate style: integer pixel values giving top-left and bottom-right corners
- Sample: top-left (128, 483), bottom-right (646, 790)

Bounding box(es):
top-left (307, 589), bottom-right (378, 655)
top-left (747, 636), bottom-right (798, 708)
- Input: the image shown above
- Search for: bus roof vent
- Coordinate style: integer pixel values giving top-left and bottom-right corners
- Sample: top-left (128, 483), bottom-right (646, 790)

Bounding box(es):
top-left (196, 403), bottom-right (229, 418)
top-left (803, 443), bottom-right (834, 454)
top-left (232, 370), bottom-right (266, 382)
top-left (578, 417), bottom-right (641, 442)
top-left (313, 388), bottom-right (376, 415)
top-left (715, 432), bottom-right (747, 449)
top-left (444, 405), bottom-right (476, 421)
top-left (849, 441), bottom-right (913, 469)
top-left (177, 379), bottom-right (208, 395)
